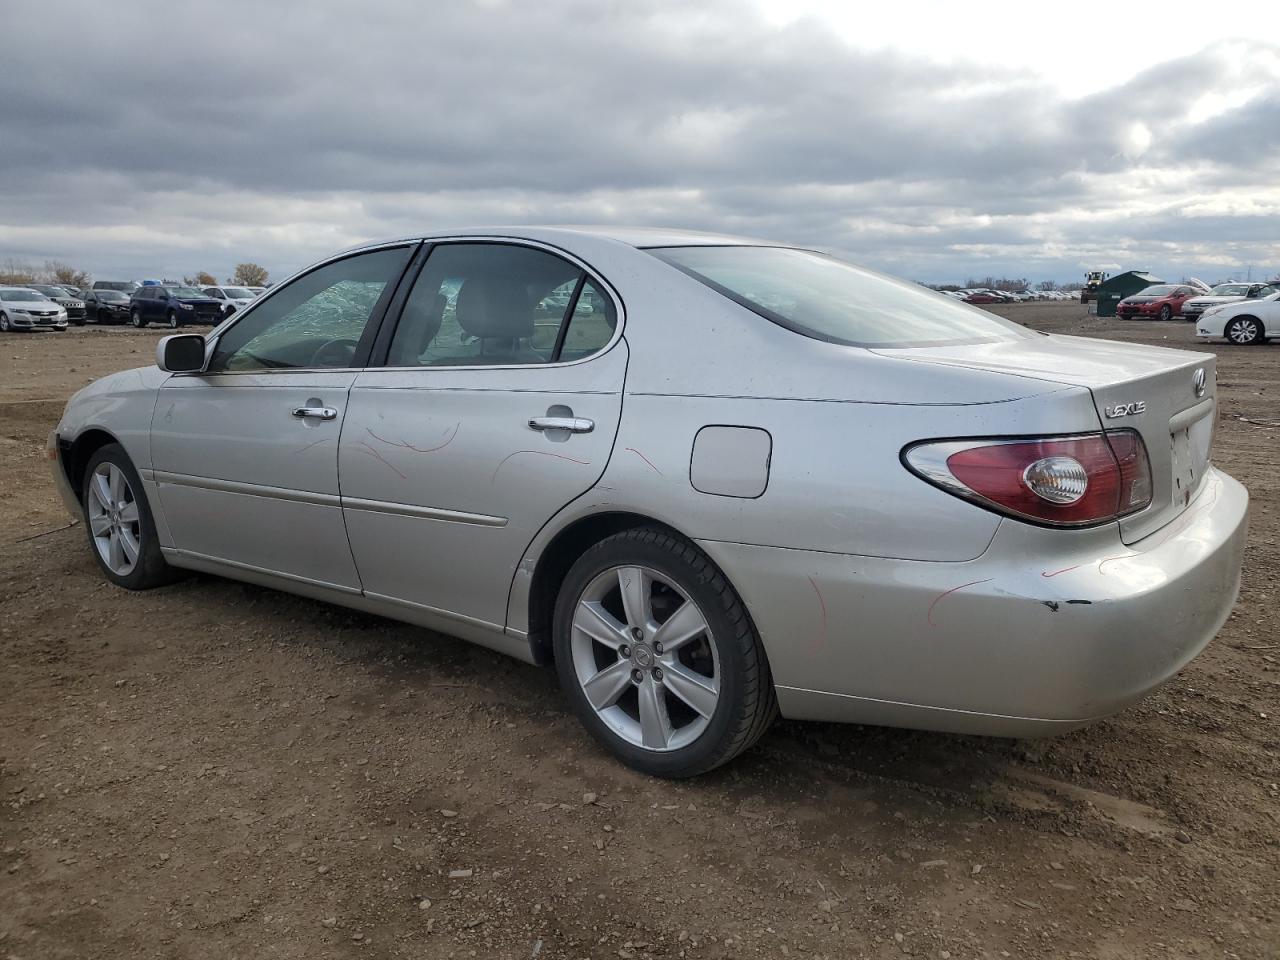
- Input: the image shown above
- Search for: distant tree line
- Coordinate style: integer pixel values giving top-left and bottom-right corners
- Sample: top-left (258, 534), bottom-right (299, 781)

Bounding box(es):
top-left (0, 258), bottom-right (93, 288)
top-left (0, 259), bottom-right (269, 289)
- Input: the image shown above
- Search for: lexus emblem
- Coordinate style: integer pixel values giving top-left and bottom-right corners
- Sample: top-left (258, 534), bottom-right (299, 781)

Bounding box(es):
top-left (1193, 368), bottom-right (1206, 398)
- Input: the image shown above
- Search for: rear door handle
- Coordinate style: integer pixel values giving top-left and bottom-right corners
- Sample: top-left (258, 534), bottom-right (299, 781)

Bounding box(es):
top-left (528, 416), bottom-right (594, 434)
top-left (292, 406), bottom-right (338, 421)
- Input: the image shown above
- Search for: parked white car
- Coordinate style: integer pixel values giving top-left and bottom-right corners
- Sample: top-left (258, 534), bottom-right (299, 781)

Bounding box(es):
top-left (1182, 283), bottom-right (1277, 323)
top-left (0, 287), bottom-right (68, 331)
top-left (201, 286), bottom-right (258, 317)
top-left (1196, 291), bottom-right (1280, 345)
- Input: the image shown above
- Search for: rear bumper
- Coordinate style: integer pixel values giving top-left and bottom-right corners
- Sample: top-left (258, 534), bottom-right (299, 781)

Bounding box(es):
top-left (698, 467), bottom-right (1248, 737)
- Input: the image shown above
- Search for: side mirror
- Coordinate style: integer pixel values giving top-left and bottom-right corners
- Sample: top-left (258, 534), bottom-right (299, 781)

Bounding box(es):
top-left (156, 334), bottom-right (206, 373)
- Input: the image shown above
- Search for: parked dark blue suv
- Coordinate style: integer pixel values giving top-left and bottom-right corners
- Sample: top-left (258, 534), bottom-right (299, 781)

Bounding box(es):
top-left (129, 284), bottom-right (223, 328)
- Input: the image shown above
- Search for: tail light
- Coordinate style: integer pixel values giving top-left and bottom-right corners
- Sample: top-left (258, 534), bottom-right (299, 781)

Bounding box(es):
top-left (902, 431), bottom-right (1152, 527)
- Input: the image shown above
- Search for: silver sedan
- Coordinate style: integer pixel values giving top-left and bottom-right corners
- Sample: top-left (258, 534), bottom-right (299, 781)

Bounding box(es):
top-left (49, 227), bottom-right (1248, 777)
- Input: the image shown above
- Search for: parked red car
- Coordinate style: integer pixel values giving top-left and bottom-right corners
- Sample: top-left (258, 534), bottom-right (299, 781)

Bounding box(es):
top-left (1116, 284), bottom-right (1199, 321)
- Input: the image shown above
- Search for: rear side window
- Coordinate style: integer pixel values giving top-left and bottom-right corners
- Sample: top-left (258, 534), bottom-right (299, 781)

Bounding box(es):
top-left (386, 243), bottom-right (617, 367)
top-left (650, 246), bottom-right (1033, 348)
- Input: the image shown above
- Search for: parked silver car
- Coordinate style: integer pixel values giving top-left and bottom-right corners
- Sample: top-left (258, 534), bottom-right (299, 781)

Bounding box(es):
top-left (48, 228), bottom-right (1248, 777)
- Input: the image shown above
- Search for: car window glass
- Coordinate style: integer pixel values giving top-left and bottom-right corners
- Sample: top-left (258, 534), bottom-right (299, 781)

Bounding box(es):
top-left (652, 246), bottom-right (1030, 348)
top-left (208, 246), bottom-right (411, 372)
top-left (386, 243), bottom-right (610, 367)
top-left (558, 280), bottom-right (617, 361)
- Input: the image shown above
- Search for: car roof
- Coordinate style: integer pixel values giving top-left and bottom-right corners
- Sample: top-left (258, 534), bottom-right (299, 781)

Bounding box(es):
top-left (340, 225), bottom-right (785, 256)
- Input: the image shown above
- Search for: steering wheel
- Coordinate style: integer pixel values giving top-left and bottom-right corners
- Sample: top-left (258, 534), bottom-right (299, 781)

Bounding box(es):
top-left (310, 337), bottom-right (360, 367)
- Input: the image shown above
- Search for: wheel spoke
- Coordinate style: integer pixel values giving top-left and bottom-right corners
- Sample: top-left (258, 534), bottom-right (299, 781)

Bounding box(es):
top-left (661, 661), bottom-right (719, 719)
top-left (573, 601), bottom-right (629, 650)
top-left (108, 464), bottom-right (125, 502)
top-left (118, 500), bottom-right (139, 524)
top-left (91, 472), bottom-right (113, 511)
top-left (108, 528), bottom-right (124, 571)
top-left (652, 599), bottom-right (707, 653)
top-left (617, 566), bottom-right (651, 629)
top-left (118, 527), bottom-right (140, 564)
top-left (581, 659), bottom-right (633, 710)
top-left (637, 676), bottom-right (672, 749)
top-left (89, 514), bottom-right (112, 536)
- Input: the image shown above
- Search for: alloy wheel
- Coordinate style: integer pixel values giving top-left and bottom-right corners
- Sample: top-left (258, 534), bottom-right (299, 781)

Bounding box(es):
top-left (1227, 318), bottom-right (1261, 345)
top-left (570, 565), bottom-right (720, 751)
top-left (167, 310), bottom-right (178, 329)
top-left (131, 310), bottom-right (143, 328)
top-left (0, 313), bottom-right (9, 332)
top-left (86, 462), bottom-right (141, 576)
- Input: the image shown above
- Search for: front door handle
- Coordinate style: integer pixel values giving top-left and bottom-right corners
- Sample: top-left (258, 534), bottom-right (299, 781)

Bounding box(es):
top-left (528, 416), bottom-right (594, 434)
top-left (292, 406), bottom-right (338, 421)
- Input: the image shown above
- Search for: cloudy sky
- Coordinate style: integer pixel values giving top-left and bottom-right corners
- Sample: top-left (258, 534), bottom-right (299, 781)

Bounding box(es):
top-left (2, 0), bottom-right (1277, 286)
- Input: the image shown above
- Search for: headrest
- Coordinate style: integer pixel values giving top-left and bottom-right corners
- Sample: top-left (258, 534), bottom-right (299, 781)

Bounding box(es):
top-left (455, 278), bottom-right (534, 339)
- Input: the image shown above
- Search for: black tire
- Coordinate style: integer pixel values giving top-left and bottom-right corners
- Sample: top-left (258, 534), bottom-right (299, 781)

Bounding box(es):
top-left (552, 527), bottom-right (776, 778)
top-left (81, 443), bottom-right (180, 590)
top-left (0, 312), bottom-right (10, 333)
top-left (1159, 305), bottom-right (1172, 322)
top-left (73, 316), bottom-right (85, 327)
top-left (130, 309), bottom-right (145, 328)
top-left (1225, 316), bottom-right (1264, 346)
top-left (166, 309), bottom-right (179, 329)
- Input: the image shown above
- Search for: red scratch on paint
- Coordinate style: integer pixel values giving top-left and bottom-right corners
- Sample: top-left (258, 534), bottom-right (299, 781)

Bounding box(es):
top-left (366, 423), bottom-right (459, 454)
top-left (625, 447), bottom-right (663, 476)
top-left (491, 450), bottom-right (590, 483)
top-left (806, 576), bottom-right (827, 653)
top-left (1041, 563), bottom-right (1083, 578)
top-left (927, 578), bottom-right (993, 627)
top-left (356, 441), bottom-right (407, 480)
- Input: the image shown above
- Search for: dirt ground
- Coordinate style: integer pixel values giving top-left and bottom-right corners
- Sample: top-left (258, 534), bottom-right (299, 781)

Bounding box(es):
top-left (1, 304), bottom-right (1277, 960)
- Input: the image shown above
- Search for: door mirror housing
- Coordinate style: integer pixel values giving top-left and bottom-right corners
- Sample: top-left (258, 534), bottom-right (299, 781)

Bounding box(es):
top-left (157, 334), bottom-right (206, 373)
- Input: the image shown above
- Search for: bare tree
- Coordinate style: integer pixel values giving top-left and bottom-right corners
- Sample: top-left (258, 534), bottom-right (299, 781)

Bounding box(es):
top-left (43, 260), bottom-right (91, 288)
top-left (0, 258), bottom-right (38, 284)
top-left (195, 271), bottom-right (217, 286)
top-left (232, 263), bottom-right (268, 286)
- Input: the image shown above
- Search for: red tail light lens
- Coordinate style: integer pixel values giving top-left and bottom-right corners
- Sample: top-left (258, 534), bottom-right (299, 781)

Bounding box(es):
top-left (903, 431), bottom-right (1152, 527)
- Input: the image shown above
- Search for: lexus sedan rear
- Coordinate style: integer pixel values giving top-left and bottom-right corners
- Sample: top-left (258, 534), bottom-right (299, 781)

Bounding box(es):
top-left (48, 227), bottom-right (1248, 777)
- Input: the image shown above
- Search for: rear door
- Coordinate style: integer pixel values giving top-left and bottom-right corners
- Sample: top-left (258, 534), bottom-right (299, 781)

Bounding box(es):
top-left (339, 240), bottom-right (625, 629)
top-left (151, 244), bottom-right (415, 589)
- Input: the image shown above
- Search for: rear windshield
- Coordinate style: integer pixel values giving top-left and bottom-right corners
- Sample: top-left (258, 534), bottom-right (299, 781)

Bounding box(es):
top-left (649, 246), bottom-right (1032, 348)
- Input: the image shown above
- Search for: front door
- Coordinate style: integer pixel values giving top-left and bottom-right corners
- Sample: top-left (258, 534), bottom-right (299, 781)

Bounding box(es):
top-left (339, 240), bottom-right (625, 629)
top-left (150, 244), bottom-right (415, 591)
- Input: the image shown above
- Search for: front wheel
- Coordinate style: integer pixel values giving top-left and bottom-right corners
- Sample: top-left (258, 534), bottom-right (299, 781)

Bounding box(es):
top-left (1226, 316), bottom-right (1264, 346)
top-left (1159, 305), bottom-right (1172, 322)
top-left (0, 312), bottom-right (10, 332)
top-left (130, 309), bottom-right (145, 328)
top-left (166, 310), bottom-right (179, 329)
top-left (81, 443), bottom-right (179, 590)
top-left (552, 527), bottom-right (776, 777)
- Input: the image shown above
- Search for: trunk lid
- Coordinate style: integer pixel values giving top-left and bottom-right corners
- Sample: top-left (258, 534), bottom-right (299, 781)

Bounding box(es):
top-left (873, 334), bottom-right (1216, 543)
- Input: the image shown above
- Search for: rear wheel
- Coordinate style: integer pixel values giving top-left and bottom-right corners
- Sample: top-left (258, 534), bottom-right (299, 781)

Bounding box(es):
top-left (1226, 316), bottom-right (1264, 346)
top-left (552, 527), bottom-right (776, 778)
top-left (81, 443), bottom-right (179, 590)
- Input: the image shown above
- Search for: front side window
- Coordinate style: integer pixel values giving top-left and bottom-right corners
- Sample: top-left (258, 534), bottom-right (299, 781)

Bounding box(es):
top-left (650, 245), bottom-right (1031, 348)
top-left (386, 243), bottom-right (617, 367)
top-left (209, 246), bottom-right (411, 372)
